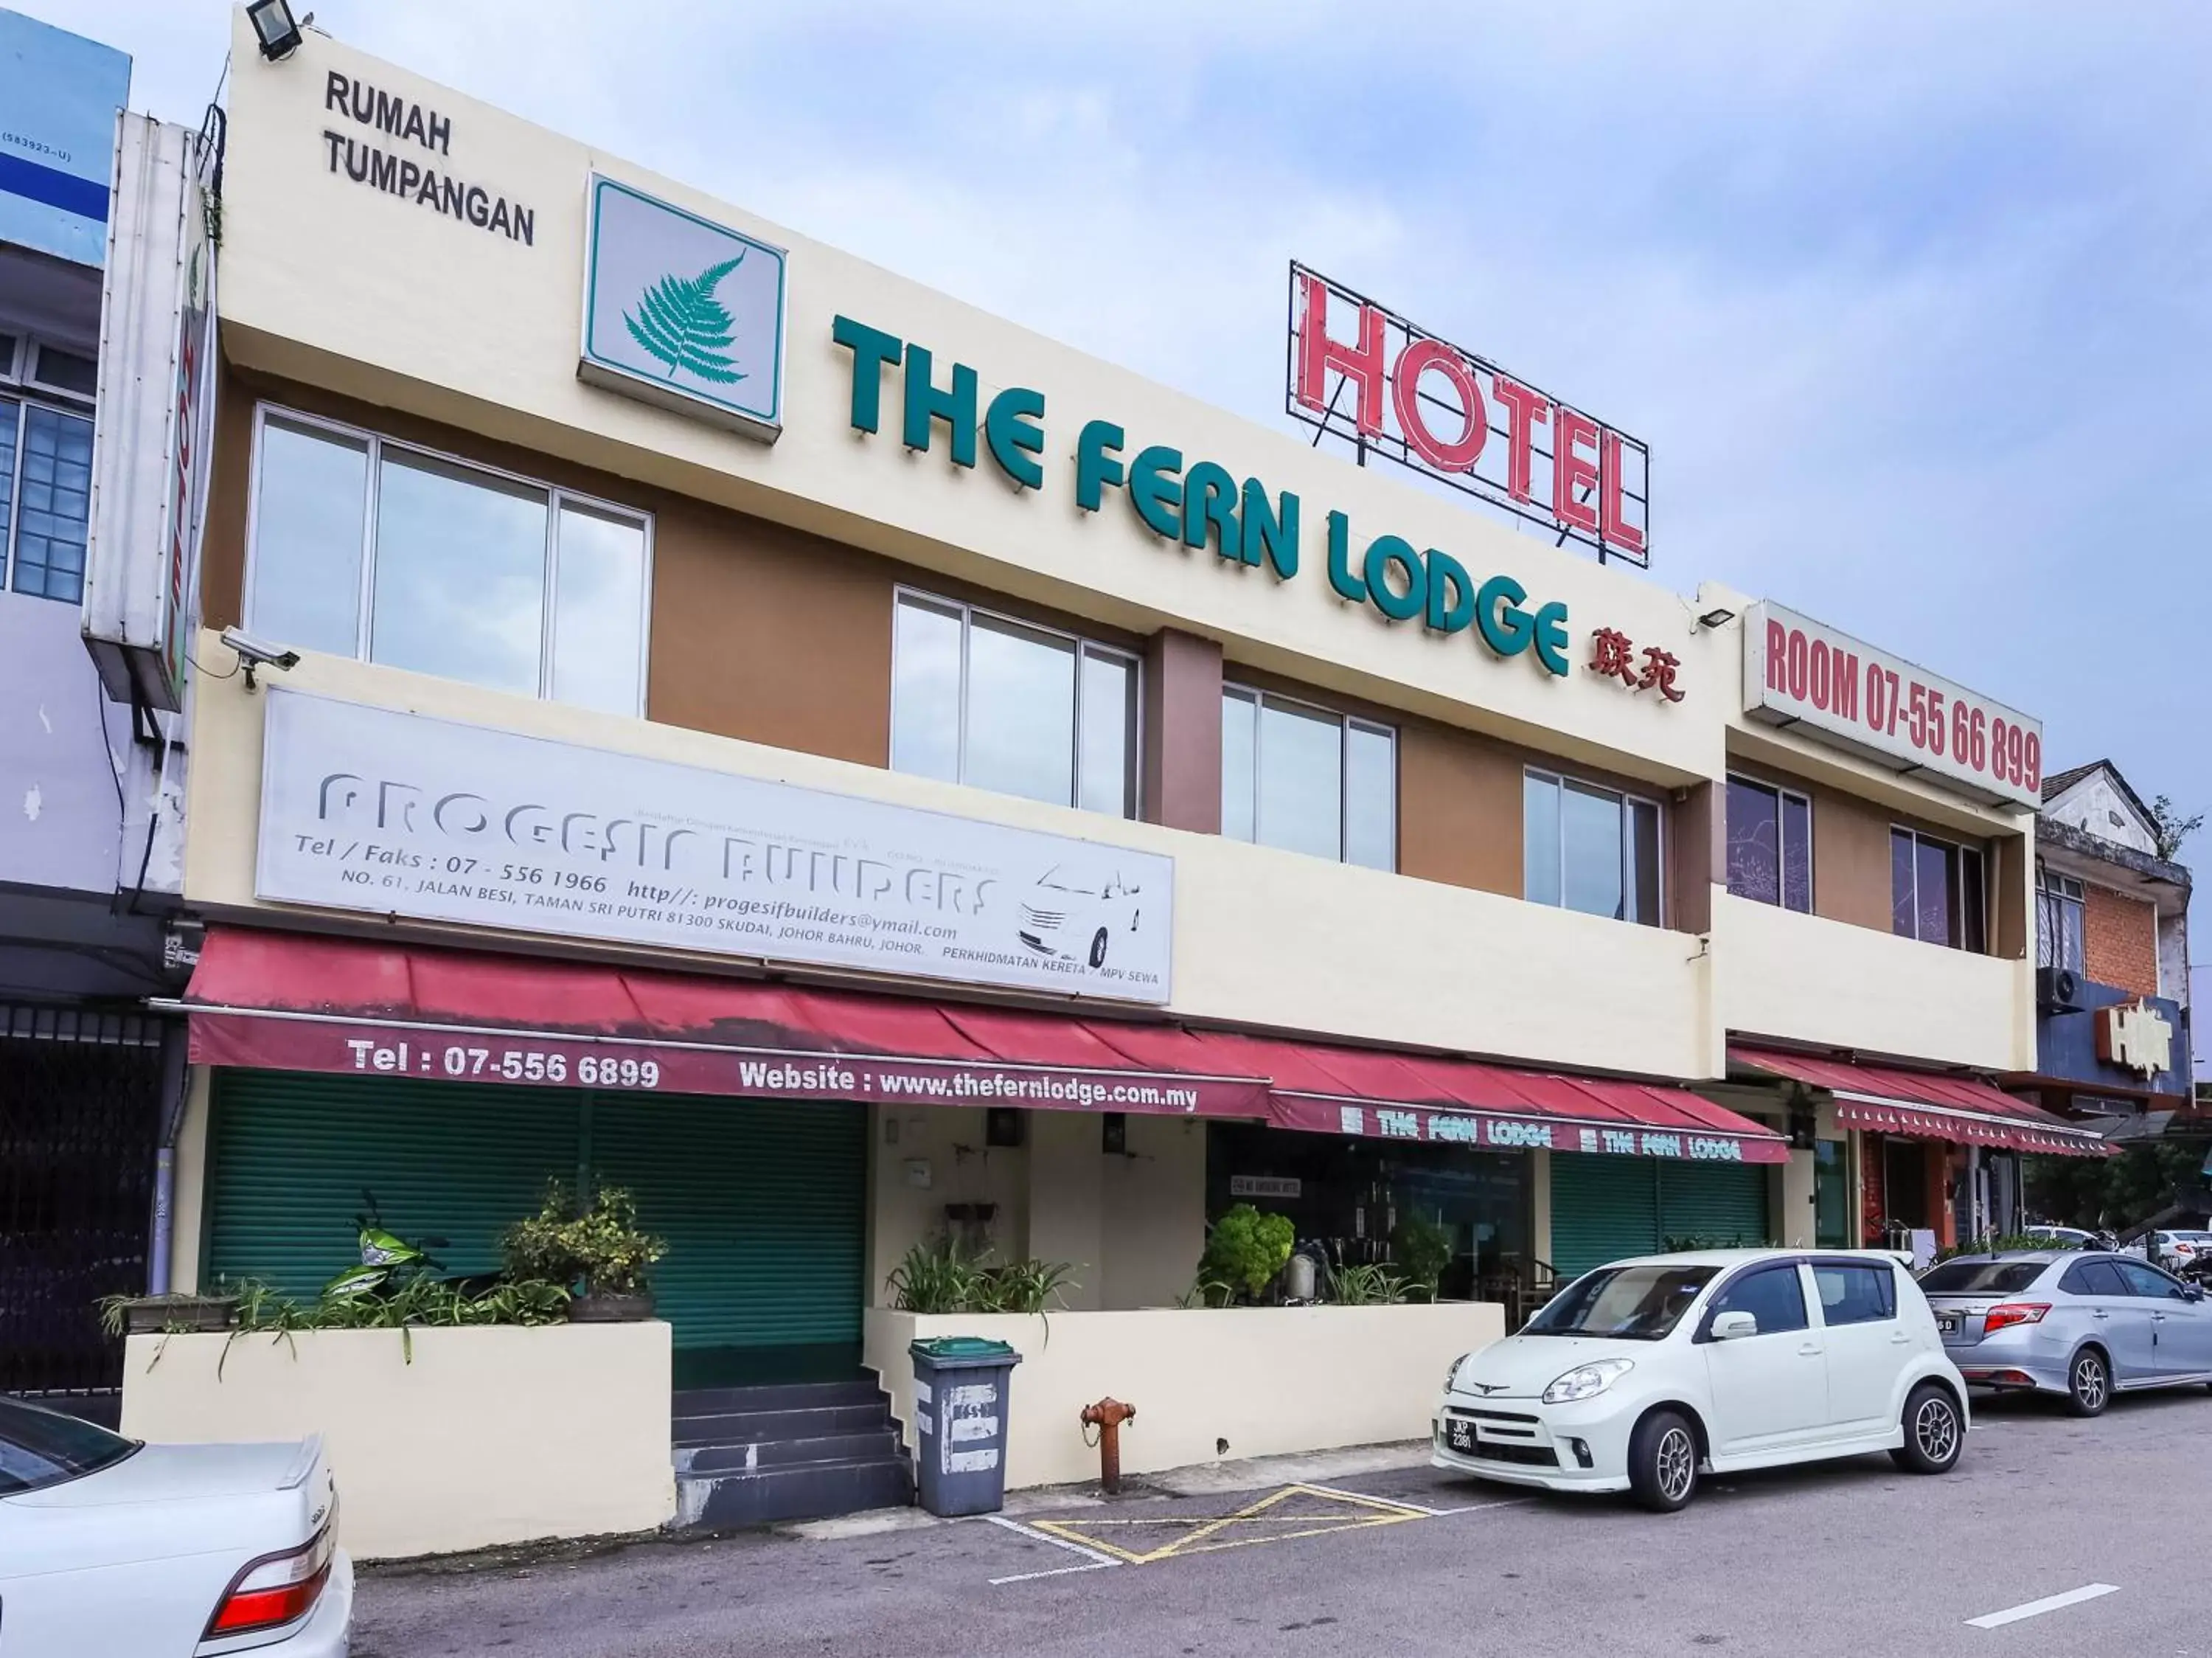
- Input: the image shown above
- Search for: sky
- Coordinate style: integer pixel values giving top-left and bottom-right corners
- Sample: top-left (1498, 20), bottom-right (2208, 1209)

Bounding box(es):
top-left (26, 0), bottom-right (2210, 946)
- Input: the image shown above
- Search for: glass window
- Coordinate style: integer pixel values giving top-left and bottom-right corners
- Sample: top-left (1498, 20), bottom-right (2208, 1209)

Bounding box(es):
top-left (9, 403), bottom-right (94, 602)
top-left (1892, 828), bottom-right (1978, 949)
top-left (0, 1398), bottom-right (137, 1495)
top-left (372, 448), bottom-right (548, 697)
top-left (1725, 776), bottom-right (1812, 913)
top-left (0, 396), bottom-right (16, 587)
top-left (249, 415), bottom-right (369, 656)
top-left (1221, 687), bottom-right (1256, 842)
top-left (246, 407), bottom-right (652, 712)
top-left (2060, 1258), bottom-right (2130, 1297)
top-left (891, 589), bottom-right (1139, 818)
top-left (29, 343), bottom-right (98, 398)
top-left (552, 502), bottom-right (649, 716)
top-left (1812, 1261), bottom-right (1895, 1325)
top-left (2036, 872), bottom-right (2086, 972)
top-left (1924, 1259), bottom-right (2048, 1296)
top-left (1706, 1263), bottom-right (1809, 1336)
top-left (1220, 687), bottom-right (1397, 870)
top-left (1525, 769), bottom-right (1662, 925)
top-left (1525, 1264), bottom-right (1719, 1341)
top-left (2116, 1260), bottom-right (2190, 1301)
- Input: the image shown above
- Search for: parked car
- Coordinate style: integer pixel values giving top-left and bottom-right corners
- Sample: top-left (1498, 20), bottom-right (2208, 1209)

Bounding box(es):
top-left (1015, 865), bottom-right (1144, 968)
top-left (2023, 1224), bottom-right (2098, 1249)
top-left (2142, 1230), bottom-right (2212, 1274)
top-left (1433, 1249), bottom-right (1966, 1512)
top-left (1919, 1250), bottom-right (2212, 1415)
top-left (0, 1396), bottom-right (350, 1654)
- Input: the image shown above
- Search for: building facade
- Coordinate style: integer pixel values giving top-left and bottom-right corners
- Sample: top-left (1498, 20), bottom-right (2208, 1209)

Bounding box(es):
top-left (127, 15), bottom-right (2116, 1438)
top-left (0, 10), bottom-right (189, 1405)
top-left (2014, 760), bottom-right (2194, 1131)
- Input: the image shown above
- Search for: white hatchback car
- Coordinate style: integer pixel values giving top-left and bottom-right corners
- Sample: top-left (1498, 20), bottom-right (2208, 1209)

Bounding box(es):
top-left (1435, 1249), bottom-right (1969, 1510)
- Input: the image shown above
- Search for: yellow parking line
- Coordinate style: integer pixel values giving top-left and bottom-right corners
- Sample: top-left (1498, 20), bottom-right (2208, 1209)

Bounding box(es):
top-left (1025, 1483), bottom-right (1432, 1567)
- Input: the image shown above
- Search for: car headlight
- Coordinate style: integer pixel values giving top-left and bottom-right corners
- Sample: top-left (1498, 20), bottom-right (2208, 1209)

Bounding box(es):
top-left (1541, 1359), bottom-right (1634, 1404)
top-left (1442, 1352), bottom-right (1472, 1392)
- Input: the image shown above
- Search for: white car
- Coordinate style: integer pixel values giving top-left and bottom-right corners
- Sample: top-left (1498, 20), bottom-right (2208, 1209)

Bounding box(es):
top-left (1015, 865), bottom-right (1143, 968)
top-left (0, 1397), bottom-right (351, 1654)
top-left (2144, 1229), bottom-right (2212, 1274)
top-left (1435, 1249), bottom-right (1969, 1511)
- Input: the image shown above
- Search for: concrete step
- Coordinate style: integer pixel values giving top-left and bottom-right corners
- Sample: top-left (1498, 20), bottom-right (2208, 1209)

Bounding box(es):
top-left (676, 1429), bottom-right (900, 1474)
top-left (675, 1455), bottom-right (912, 1530)
top-left (672, 1379), bottom-right (883, 1416)
top-left (672, 1402), bottom-right (891, 1447)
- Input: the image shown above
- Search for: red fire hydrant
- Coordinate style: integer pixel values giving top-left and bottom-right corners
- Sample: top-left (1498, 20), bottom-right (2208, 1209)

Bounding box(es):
top-left (1080, 1397), bottom-right (1137, 1494)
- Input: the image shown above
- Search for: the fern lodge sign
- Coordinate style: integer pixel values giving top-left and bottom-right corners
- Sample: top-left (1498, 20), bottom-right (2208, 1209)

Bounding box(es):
top-left (579, 175), bottom-right (788, 441)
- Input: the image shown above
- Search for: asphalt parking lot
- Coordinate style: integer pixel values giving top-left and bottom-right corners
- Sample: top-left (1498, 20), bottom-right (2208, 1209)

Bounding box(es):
top-left (354, 1387), bottom-right (2212, 1658)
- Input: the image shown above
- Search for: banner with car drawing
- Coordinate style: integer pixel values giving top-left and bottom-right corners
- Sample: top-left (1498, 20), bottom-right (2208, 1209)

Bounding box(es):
top-left (254, 691), bottom-right (1175, 1004)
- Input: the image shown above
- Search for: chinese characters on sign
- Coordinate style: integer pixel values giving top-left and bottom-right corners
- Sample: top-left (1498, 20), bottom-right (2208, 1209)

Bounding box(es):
top-left (1285, 263), bottom-right (1651, 567)
top-left (1588, 628), bottom-right (1685, 703)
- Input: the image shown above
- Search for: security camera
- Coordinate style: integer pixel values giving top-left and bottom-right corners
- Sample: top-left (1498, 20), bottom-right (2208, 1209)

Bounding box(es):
top-left (220, 625), bottom-right (300, 690)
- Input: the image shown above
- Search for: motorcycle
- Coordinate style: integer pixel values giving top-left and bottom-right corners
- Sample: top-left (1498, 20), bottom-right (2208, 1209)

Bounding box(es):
top-left (320, 1192), bottom-right (474, 1300)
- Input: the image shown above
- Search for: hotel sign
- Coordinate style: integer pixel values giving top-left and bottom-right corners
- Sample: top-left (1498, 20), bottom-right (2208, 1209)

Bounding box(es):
top-left (1742, 602), bottom-right (2042, 809)
top-left (254, 693), bottom-right (1172, 1005)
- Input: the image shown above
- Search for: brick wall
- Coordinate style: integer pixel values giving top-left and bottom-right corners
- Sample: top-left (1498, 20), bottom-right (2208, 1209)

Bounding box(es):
top-left (2084, 882), bottom-right (2159, 996)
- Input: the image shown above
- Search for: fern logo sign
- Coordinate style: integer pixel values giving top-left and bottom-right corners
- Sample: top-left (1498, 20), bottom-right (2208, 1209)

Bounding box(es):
top-left (580, 176), bottom-right (786, 440)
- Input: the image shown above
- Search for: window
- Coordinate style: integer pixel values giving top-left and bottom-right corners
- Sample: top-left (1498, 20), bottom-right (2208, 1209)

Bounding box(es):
top-left (2116, 1260), bottom-right (2191, 1301)
top-left (0, 398), bottom-right (95, 603)
top-left (891, 590), bottom-right (1138, 817)
top-left (1524, 1265), bottom-right (1718, 1341)
top-left (1704, 1263), bottom-right (1809, 1336)
top-left (1890, 828), bottom-right (1986, 951)
top-left (246, 407), bottom-right (650, 715)
top-left (1926, 1259), bottom-right (2048, 1296)
top-left (1811, 1261), bottom-right (1895, 1325)
top-left (2059, 1258), bottom-right (2129, 1298)
top-left (1725, 775), bottom-right (1811, 912)
top-left (0, 1398), bottom-right (137, 1495)
top-left (2036, 870), bottom-right (2086, 972)
top-left (1525, 769), bottom-right (1661, 924)
top-left (1220, 686), bottom-right (1395, 869)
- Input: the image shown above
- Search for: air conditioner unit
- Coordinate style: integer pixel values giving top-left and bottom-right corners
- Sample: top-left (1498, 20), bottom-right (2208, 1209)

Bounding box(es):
top-left (2037, 966), bottom-right (2086, 1013)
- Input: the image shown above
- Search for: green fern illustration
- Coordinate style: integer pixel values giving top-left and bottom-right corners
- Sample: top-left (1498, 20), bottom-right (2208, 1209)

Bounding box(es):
top-left (622, 250), bottom-right (748, 384)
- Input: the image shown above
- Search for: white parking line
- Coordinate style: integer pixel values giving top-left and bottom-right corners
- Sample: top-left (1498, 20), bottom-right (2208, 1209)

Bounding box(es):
top-left (983, 1513), bottom-right (1124, 1585)
top-left (1965, 1583), bottom-right (2120, 1628)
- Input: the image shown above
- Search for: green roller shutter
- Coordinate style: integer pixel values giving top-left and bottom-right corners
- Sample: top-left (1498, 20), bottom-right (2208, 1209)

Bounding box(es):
top-left (206, 1071), bottom-right (582, 1300)
top-left (1658, 1161), bottom-right (1770, 1249)
top-left (591, 1095), bottom-right (866, 1379)
top-left (204, 1070), bottom-right (869, 1384)
top-left (1548, 1155), bottom-right (1661, 1279)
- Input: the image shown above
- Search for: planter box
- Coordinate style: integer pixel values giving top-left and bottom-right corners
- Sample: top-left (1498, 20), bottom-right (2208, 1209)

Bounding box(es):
top-left (864, 1302), bottom-right (1505, 1492)
top-left (120, 1322), bottom-right (675, 1560)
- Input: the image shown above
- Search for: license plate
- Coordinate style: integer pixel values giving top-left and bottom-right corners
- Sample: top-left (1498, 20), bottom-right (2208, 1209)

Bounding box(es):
top-left (1936, 1312), bottom-right (1962, 1333)
top-left (1446, 1419), bottom-right (1477, 1453)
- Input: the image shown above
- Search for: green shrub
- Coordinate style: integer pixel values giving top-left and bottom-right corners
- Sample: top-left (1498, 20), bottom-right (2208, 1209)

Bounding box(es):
top-left (503, 1183), bottom-right (667, 1296)
top-left (884, 1235), bottom-right (1077, 1315)
top-left (1389, 1213), bottom-right (1453, 1302)
top-left (1324, 1260), bottom-right (1411, 1305)
top-left (1198, 1204), bottom-right (1295, 1304)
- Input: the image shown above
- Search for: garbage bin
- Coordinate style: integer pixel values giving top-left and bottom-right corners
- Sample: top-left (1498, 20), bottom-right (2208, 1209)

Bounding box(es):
top-left (908, 1336), bottom-right (1022, 1517)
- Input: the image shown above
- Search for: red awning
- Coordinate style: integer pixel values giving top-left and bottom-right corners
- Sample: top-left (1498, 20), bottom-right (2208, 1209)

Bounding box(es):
top-left (1262, 1044), bottom-right (1790, 1165)
top-left (1728, 1047), bottom-right (2110, 1159)
top-left (184, 928), bottom-right (1271, 1118)
top-left (178, 928), bottom-right (1788, 1163)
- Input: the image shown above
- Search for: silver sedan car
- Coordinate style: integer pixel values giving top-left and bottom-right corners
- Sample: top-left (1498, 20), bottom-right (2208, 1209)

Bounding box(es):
top-left (1919, 1251), bottom-right (2212, 1415)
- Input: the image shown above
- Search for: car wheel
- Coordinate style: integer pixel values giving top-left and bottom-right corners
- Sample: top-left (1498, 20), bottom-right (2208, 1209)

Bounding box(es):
top-left (1089, 928), bottom-right (1110, 968)
top-left (2064, 1347), bottom-right (2110, 1418)
top-left (1627, 1409), bottom-right (1699, 1512)
top-left (1889, 1383), bottom-right (1964, 1474)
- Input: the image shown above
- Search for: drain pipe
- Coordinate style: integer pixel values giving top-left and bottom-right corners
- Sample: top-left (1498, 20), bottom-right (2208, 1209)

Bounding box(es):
top-left (147, 1023), bottom-right (190, 1294)
top-left (1079, 1397), bottom-right (1137, 1494)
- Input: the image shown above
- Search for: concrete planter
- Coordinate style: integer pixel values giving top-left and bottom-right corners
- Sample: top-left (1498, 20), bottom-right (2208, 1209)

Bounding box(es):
top-left (120, 1322), bottom-right (675, 1560)
top-left (864, 1301), bottom-right (1506, 1492)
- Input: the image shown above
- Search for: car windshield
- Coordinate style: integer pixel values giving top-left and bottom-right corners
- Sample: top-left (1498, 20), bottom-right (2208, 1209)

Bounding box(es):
top-left (0, 1398), bottom-right (138, 1494)
top-left (1919, 1260), bottom-right (2048, 1295)
top-left (1034, 865), bottom-right (1097, 896)
top-left (1524, 1264), bottom-right (1720, 1341)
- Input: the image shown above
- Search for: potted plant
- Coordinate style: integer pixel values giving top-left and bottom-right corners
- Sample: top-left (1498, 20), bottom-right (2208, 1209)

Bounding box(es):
top-left (98, 1291), bottom-right (238, 1336)
top-left (503, 1184), bottom-right (667, 1322)
top-left (1195, 1204), bottom-right (1295, 1305)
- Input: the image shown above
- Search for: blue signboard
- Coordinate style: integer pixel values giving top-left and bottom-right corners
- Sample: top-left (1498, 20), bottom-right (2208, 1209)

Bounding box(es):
top-left (0, 10), bottom-right (131, 268)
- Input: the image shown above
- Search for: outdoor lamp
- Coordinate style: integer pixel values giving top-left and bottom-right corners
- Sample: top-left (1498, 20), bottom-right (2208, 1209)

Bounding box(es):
top-left (248, 0), bottom-right (305, 60)
top-left (1696, 607), bottom-right (1737, 630)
